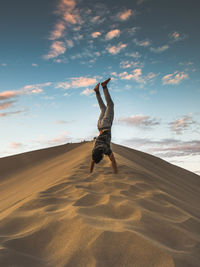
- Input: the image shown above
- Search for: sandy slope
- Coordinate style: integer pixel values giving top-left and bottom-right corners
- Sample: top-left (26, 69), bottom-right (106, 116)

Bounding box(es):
top-left (0, 141), bottom-right (200, 267)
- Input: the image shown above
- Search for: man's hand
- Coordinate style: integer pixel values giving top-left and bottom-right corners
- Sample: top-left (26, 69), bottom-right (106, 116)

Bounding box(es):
top-left (90, 159), bottom-right (95, 173)
top-left (109, 152), bottom-right (118, 174)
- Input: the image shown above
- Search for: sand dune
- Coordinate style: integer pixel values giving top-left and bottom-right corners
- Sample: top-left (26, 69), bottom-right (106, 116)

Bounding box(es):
top-left (0, 141), bottom-right (200, 267)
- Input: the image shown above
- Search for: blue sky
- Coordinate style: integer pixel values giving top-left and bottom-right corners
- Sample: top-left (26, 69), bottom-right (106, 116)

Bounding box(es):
top-left (0, 0), bottom-right (200, 174)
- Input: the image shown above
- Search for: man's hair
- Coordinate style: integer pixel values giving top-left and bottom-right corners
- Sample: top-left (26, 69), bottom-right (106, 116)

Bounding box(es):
top-left (92, 148), bottom-right (104, 164)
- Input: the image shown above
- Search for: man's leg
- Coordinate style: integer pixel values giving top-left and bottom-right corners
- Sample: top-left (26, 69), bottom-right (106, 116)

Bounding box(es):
top-left (94, 83), bottom-right (106, 129)
top-left (101, 78), bottom-right (114, 127)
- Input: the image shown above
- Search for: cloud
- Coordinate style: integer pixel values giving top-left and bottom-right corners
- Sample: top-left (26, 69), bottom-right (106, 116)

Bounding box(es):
top-left (0, 110), bottom-right (24, 117)
top-left (0, 91), bottom-right (18, 101)
top-left (49, 22), bottom-right (66, 40)
top-left (9, 142), bottom-right (24, 149)
top-left (91, 31), bottom-right (102, 38)
top-left (45, 0), bottom-right (82, 59)
top-left (0, 101), bottom-right (16, 110)
top-left (117, 114), bottom-right (160, 127)
top-left (169, 115), bottom-right (197, 134)
top-left (43, 41), bottom-right (67, 59)
top-left (120, 60), bottom-right (142, 69)
top-left (150, 45), bottom-right (169, 53)
top-left (71, 77), bottom-right (97, 87)
top-left (117, 9), bottom-right (133, 21)
top-left (32, 63), bottom-right (38, 67)
top-left (55, 76), bottom-right (97, 89)
top-left (169, 31), bottom-right (186, 42)
top-left (0, 82), bottom-right (51, 105)
top-left (122, 137), bottom-right (200, 158)
top-left (125, 52), bottom-right (141, 58)
top-left (1, 63), bottom-right (7, 67)
top-left (105, 29), bottom-right (120, 40)
top-left (106, 43), bottom-right (127, 54)
top-left (81, 88), bottom-right (93, 95)
top-left (55, 82), bottom-right (71, 90)
top-left (118, 68), bottom-right (157, 84)
top-left (162, 71), bottom-right (188, 85)
top-left (36, 131), bottom-right (71, 146)
top-left (56, 120), bottom-right (70, 124)
top-left (133, 38), bottom-right (151, 47)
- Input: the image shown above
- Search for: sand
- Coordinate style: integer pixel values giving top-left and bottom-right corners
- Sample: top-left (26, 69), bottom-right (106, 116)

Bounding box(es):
top-left (0, 141), bottom-right (200, 267)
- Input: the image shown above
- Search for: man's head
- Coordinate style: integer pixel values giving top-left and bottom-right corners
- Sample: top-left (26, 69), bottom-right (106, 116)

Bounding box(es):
top-left (92, 148), bottom-right (104, 164)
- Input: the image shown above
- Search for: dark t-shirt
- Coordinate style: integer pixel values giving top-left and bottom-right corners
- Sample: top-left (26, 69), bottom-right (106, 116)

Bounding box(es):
top-left (92, 130), bottom-right (112, 156)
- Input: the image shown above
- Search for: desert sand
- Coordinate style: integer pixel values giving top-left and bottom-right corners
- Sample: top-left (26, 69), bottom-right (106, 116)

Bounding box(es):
top-left (0, 141), bottom-right (200, 267)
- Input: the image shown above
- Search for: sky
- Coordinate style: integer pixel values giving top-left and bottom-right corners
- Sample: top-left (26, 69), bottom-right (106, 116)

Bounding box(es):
top-left (0, 0), bottom-right (200, 175)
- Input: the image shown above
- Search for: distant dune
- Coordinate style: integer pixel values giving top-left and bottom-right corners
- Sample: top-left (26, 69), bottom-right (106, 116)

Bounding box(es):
top-left (0, 141), bottom-right (200, 267)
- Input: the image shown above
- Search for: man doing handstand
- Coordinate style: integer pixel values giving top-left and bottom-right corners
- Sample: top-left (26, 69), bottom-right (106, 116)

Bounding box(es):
top-left (90, 78), bottom-right (118, 174)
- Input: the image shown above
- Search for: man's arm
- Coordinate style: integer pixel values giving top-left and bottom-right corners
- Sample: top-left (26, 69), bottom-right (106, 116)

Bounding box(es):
top-left (90, 159), bottom-right (95, 173)
top-left (109, 152), bottom-right (118, 174)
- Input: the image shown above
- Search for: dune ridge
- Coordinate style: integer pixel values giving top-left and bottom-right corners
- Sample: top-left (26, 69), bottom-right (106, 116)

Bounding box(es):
top-left (0, 141), bottom-right (200, 266)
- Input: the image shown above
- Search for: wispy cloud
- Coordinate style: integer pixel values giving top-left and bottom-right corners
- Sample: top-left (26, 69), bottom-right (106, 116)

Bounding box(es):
top-left (169, 31), bottom-right (186, 42)
top-left (55, 76), bottom-right (97, 89)
top-left (80, 88), bottom-right (93, 95)
top-left (9, 142), bottom-right (24, 149)
top-left (106, 43), bottom-right (127, 54)
top-left (0, 82), bottom-right (51, 117)
top-left (122, 137), bottom-right (200, 158)
top-left (0, 91), bottom-right (18, 101)
top-left (117, 9), bottom-right (133, 21)
top-left (118, 68), bottom-right (157, 84)
top-left (43, 41), bottom-right (67, 59)
top-left (49, 22), bottom-right (66, 40)
top-left (169, 115), bottom-right (197, 134)
top-left (0, 101), bottom-right (16, 110)
top-left (0, 110), bottom-right (24, 117)
top-left (162, 71), bottom-right (188, 85)
top-left (105, 29), bottom-right (120, 40)
top-left (44, 0), bottom-right (82, 60)
top-left (117, 114), bottom-right (160, 128)
top-left (133, 38), bottom-right (151, 47)
top-left (32, 63), bottom-right (38, 67)
top-left (150, 44), bottom-right (169, 53)
top-left (91, 31), bottom-right (102, 38)
top-left (35, 131), bottom-right (71, 146)
top-left (120, 60), bottom-right (142, 69)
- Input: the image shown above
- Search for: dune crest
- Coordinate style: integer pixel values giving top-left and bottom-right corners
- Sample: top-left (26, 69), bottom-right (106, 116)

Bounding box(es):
top-left (0, 141), bottom-right (200, 266)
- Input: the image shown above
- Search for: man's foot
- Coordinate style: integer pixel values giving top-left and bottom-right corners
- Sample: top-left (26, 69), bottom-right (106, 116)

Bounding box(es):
top-left (94, 83), bottom-right (100, 93)
top-left (101, 78), bottom-right (111, 88)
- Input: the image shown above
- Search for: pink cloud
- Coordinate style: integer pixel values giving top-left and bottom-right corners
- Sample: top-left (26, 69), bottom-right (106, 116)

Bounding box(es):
top-left (117, 9), bottom-right (133, 20)
top-left (105, 29), bottom-right (120, 40)
top-left (133, 38), bottom-right (151, 47)
top-left (0, 91), bottom-right (18, 100)
top-left (169, 115), bottom-right (196, 134)
top-left (91, 31), bottom-right (102, 38)
top-left (44, 41), bottom-right (67, 59)
top-left (118, 114), bottom-right (160, 127)
top-left (0, 101), bottom-right (15, 110)
top-left (150, 45), bottom-right (169, 53)
top-left (0, 110), bottom-right (23, 117)
top-left (71, 77), bottom-right (97, 88)
top-left (9, 142), bottom-right (23, 149)
top-left (55, 76), bottom-right (97, 89)
top-left (80, 88), bottom-right (93, 95)
top-left (49, 22), bottom-right (66, 40)
top-left (107, 43), bottom-right (127, 54)
top-left (169, 31), bottom-right (186, 42)
top-left (162, 71), bottom-right (188, 85)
